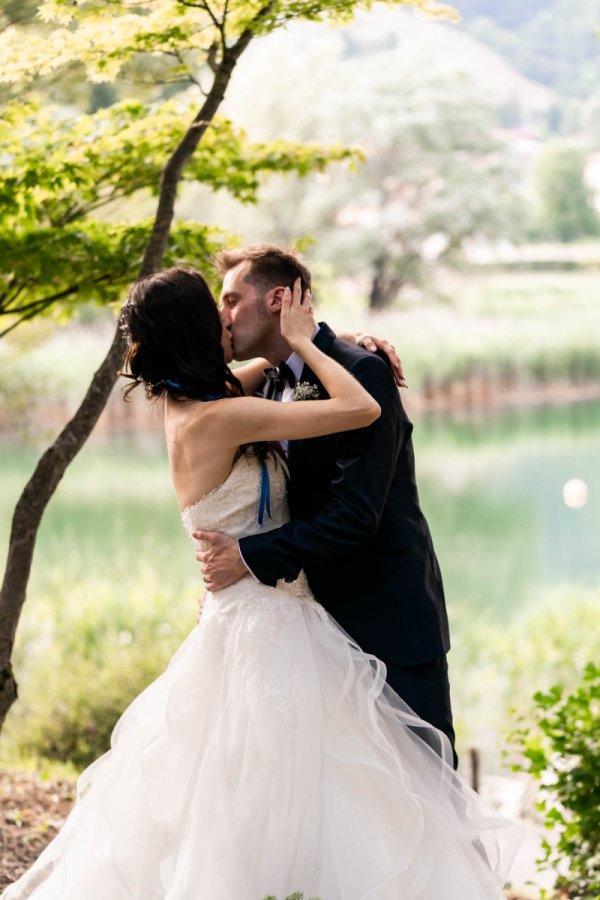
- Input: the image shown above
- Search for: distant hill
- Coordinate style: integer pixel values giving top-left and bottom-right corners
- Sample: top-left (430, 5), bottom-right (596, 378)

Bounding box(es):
top-left (454, 0), bottom-right (600, 99)
top-left (338, 10), bottom-right (555, 118)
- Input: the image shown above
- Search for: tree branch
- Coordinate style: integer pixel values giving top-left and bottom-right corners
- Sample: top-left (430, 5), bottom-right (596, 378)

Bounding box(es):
top-left (0, 275), bottom-right (115, 337)
top-left (141, 1), bottom-right (275, 275)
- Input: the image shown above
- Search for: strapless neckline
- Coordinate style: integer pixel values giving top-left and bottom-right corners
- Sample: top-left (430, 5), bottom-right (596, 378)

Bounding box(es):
top-left (180, 454), bottom-right (246, 518)
top-left (180, 454), bottom-right (290, 544)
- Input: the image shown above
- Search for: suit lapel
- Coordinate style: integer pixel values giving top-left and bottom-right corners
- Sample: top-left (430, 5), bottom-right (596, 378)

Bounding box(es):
top-left (287, 322), bottom-right (333, 469)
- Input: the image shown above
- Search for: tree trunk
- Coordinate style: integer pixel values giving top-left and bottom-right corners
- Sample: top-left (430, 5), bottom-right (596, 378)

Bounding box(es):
top-left (0, 37), bottom-right (254, 733)
top-left (368, 255), bottom-right (387, 310)
top-left (368, 255), bottom-right (402, 310)
top-left (368, 250), bottom-right (422, 311)
top-left (0, 328), bottom-right (124, 725)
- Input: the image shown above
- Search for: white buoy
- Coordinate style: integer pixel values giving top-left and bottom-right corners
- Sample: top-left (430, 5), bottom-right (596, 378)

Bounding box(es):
top-left (562, 478), bottom-right (588, 509)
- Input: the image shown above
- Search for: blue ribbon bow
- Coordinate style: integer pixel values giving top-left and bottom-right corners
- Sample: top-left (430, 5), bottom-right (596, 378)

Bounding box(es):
top-left (257, 459), bottom-right (272, 526)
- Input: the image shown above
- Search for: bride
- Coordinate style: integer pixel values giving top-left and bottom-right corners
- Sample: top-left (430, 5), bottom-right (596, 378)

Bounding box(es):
top-left (2, 267), bottom-right (521, 899)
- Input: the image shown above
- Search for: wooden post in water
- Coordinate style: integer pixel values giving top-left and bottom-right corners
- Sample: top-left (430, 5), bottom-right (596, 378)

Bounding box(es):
top-left (469, 747), bottom-right (480, 794)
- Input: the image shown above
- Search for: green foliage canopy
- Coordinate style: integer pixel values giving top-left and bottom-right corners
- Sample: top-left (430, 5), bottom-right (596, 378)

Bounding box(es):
top-left (0, 96), bottom-right (355, 334)
top-left (0, 0), bottom-right (457, 335)
top-left (0, 0), bottom-right (458, 85)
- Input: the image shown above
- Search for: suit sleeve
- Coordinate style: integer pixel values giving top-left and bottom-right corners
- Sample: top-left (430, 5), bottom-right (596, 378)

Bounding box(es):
top-left (238, 355), bottom-right (402, 586)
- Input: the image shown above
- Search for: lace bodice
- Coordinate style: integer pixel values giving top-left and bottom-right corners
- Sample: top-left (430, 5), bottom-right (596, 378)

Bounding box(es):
top-left (181, 453), bottom-right (290, 541)
top-left (181, 452), bottom-right (314, 610)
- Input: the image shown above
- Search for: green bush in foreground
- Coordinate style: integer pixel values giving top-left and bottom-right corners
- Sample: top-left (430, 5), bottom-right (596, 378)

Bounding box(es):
top-left (511, 663), bottom-right (600, 899)
top-left (263, 894), bottom-right (319, 899)
top-left (3, 571), bottom-right (194, 769)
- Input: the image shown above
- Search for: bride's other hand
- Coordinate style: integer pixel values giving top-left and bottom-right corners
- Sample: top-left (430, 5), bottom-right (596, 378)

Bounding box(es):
top-left (337, 330), bottom-right (406, 388)
top-left (280, 277), bottom-right (316, 349)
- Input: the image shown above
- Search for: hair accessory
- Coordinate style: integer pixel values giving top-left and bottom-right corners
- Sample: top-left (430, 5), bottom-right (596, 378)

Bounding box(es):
top-left (164, 379), bottom-right (222, 401)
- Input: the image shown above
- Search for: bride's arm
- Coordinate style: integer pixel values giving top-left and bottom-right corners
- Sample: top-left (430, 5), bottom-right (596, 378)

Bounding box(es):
top-left (231, 339), bottom-right (403, 395)
top-left (231, 358), bottom-right (269, 395)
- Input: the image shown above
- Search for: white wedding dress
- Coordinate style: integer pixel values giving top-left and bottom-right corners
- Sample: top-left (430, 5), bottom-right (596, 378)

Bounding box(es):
top-left (3, 454), bottom-right (521, 900)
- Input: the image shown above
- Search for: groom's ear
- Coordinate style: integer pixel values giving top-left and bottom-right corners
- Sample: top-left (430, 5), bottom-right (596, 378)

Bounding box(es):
top-left (265, 285), bottom-right (285, 314)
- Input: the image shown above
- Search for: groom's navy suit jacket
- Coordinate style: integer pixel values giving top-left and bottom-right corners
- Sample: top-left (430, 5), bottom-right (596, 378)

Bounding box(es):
top-left (239, 323), bottom-right (450, 667)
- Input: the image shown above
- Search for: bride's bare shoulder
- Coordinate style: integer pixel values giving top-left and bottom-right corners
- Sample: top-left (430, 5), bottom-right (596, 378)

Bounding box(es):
top-left (166, 396), bottom-right (252, 447)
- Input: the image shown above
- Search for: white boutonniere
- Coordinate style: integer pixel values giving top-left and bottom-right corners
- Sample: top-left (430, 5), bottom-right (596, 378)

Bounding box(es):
top-left (292, 381), bottom-right (320, 401)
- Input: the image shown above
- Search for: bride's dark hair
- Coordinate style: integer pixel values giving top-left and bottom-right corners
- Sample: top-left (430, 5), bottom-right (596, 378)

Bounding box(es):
top-left (120, 265), bottom-right (242, 401)
top-left (120, 265), bottom-right (283, 466)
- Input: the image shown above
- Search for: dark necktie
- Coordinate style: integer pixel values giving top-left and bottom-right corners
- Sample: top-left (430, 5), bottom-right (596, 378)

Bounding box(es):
top-left (263, 360), bottom-right (297, 399)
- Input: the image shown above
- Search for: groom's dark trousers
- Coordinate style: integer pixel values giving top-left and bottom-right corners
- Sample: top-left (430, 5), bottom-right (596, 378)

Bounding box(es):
top-left (240, 323), bottom-right (457, 768)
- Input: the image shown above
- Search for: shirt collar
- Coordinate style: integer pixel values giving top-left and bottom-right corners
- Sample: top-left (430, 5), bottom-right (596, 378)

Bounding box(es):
top-left (284, 324), bottom-right (320, 381)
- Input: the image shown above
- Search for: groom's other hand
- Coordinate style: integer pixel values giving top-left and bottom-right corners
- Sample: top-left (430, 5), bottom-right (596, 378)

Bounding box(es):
top-left (193, 530), bottom-right (246, 592)
top-left (336, 331), bottom-right (406, 388)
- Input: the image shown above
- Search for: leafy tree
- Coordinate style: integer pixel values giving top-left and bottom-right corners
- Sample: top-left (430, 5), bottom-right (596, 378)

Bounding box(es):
top-left (0, 0), bottom-right (457, 732)
top-left (511, 664), bottom-right (600, 899)
top-left (270, 70), bottom-right (517, 308)
top-left (337, 74), bottom-right (518, 309)
top-left (197, 38), bottom-right (520, 309)
top-left (535, 141), bottom-right (599, 242)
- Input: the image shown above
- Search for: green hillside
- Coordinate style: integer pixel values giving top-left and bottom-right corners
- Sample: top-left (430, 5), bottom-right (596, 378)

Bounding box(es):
top-left (456, 0), bottom-right (600, 98)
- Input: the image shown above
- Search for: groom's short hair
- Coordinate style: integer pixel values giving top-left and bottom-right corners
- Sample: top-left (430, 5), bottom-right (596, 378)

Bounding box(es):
top-left (214, 244), bottom-right (312, 295)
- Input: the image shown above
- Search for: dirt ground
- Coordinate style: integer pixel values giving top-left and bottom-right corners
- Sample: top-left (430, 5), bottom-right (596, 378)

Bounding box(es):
top-left (0, 769), bottom-right (75, 892)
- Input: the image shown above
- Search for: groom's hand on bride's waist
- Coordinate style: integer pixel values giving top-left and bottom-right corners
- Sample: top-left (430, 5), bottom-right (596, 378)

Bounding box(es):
top-left (193, 530), bottom-right (247, 592)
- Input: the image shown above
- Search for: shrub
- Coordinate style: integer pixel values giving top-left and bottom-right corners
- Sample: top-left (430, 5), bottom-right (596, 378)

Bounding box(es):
top-left (4, 571), bottom-right (195, 769)
top-left (511, 663), bottom-right (600, 899)
top-left (450, 587), bottom-right (600, 770)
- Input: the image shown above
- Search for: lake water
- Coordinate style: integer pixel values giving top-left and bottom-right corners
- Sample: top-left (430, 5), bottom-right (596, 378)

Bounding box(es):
top-left (412, 400), bottom-right (600, 623)
top-left (1, 400), bottom-right (599, 624)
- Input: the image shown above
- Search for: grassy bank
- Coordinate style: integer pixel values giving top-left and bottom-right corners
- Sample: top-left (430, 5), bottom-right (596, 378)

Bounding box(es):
top-left (319, 269), bottom-right (600, 393)
top-left (2, 269), bottom-right (600, 440)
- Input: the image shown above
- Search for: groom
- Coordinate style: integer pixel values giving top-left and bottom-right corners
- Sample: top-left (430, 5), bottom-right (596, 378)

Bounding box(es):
top-left (195, 245), bottom-right (456, 767)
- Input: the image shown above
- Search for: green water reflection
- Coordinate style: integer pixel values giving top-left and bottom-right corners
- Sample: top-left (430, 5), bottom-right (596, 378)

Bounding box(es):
top-left (413, 401), bottom-right (600, 624)
top-left (1, 401), bottom-right (599, 618)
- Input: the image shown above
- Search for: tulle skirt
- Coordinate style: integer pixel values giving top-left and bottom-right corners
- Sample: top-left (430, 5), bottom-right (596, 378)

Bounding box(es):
top-left (2, 580), bottom-right (521, 899)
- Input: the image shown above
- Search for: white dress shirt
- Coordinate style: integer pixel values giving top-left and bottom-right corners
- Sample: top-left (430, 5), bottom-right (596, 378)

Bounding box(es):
top-left (273, 350), bottom-right (305, 452)
top-left (239, 327), bottom-right (320, 578)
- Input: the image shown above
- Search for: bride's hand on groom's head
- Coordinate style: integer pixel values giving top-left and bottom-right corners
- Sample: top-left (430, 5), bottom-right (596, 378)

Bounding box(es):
top-left (336, 330), bottom-right (406, 388)
top-left (280, 278), bottom-right (316, 348)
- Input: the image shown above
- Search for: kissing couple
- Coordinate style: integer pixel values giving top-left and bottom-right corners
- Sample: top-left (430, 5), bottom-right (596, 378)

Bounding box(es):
top-left (3, 245), bottom-right (521, 899)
